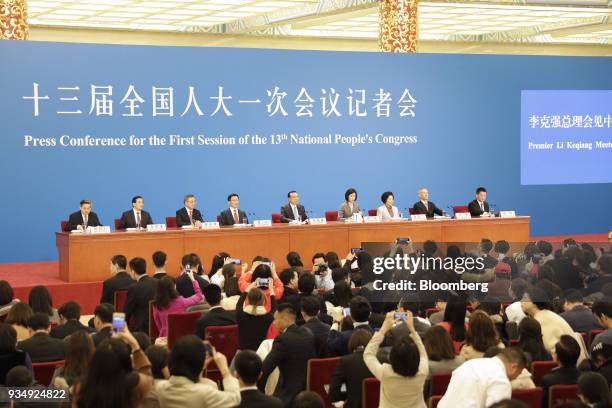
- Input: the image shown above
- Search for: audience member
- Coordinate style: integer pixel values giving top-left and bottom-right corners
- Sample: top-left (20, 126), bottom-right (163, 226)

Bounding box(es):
top-left (561, 290), bottom-right (603, 333)
top-left (279, 267), bottom-right (299, 300)
top-left (50, 300), bottom-right (92, 339)
top-left (91, 303), bottom-right (114, 347)
top-left (591, 300), bottom-right (612, 347)
top-left (5, 302), bottom-right (32, 341)
top-left (234, 350), bottom-right (282, 408)
top-left (300, 296), bottom-right (330, 357)
top-left (100, 255), bottom-right (135, 304)
top-left (505, 279), bottom-right (528, 324)
top-left (176, 253), bottom-right (209, 298)
top-left (0, 280), bottom-right (19, 317)
top-left (423, 325), bottom-right (465, 378)
top-left (125, 257), bottom-right (158, 333)
top-left (194, 284), bottom-right (236, 339)
top-left (577, 372), bottom-right (610, 408)
top-left (293, 391), bottom-right (324, 408)
top-left (329, 330), bottom-right (373, 408)
top-left (151, 251), bottom-right (168, 280)
top-left (328, 296), bottom-right (373, 356)
top-left (152, 272), bottom-right (203, 339)
top-left (460, 310), bottom-right (504, 360)
top-left (52, 330), bottom-right (94, 390)
top-left (541, 335), bottom-right (581, 406)
top-left (28, 285), bottom-right (60, 324)
top-left (236, 285), bottom-right (275, 352)
top-left (516, 317), bottom-right (552, 365)
top-left (0, 323), bottom-right (32, 385)
top-left (18, 313), bottom-right (66, 362)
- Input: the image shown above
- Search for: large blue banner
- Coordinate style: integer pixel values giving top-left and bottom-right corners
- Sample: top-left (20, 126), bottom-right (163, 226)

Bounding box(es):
top-left (1, 40), bottom-right (611, 263)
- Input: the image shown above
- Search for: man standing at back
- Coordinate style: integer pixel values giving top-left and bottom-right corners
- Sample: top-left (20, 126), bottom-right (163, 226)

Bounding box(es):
top-left (124, 257), bottom-right (158, 333)
top-left (100, 255), bottom-right (135, 304)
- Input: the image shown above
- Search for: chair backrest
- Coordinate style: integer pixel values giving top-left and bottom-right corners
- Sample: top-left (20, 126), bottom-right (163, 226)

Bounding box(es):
top-left (216, 215), bottom-right (222, 223)
top-left (362, 377), bottom-right (380, 408)
top-left (271, 213), bottom-right (282, 224)
top-left (590, 329), bottom-right (605, 345)
top-left (60, 220), bottom-right (68, 231)
top-left (165, 216), bottom-right (177, 228)
top-left (430, 372), bottom-right (452, 396)
top-left (114, 218), bottom-right (122, 230)
top-left (148, 300), bottom-right (159, 341)
top-left (408, 207), bottom-right (414, 215)
top-left (114, 289), bottom-right (128, 313)
top-left (549, 384), bottom-right (579, 408)
top-left (325, 211), bottom-right (338, 222)
top-left (167, 311), bottom-right (202, 349)
top-left (452, 205), bottom-right (469, 216)
top-left (426, 307), bottom-right (439, 318)
top-left (367, 209), bottom-right (377, 216)
top-left (512, 387), bottom-right (543, 408)
top-left (206, 324), bottom-right (239, 362)
top-left (32, 360), bottom-right (65, 386)
top-left (510, 338), bottom-right (520, 346)
top-left (531, 360), bottom-right (557, 386)
top-left (430, 395), bottom-right (443, 408)
top-left (307, 357), bottom-right (341, 406)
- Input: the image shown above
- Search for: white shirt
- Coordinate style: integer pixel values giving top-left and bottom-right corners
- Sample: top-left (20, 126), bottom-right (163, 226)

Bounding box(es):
top-left (505, 301), bottom-right (526, 324)
top-left (81, 212), bottom-right (89, 225)
top-left (133, 209), bottom-right (142, 224)
top-left (290, 203), bottom-right (299, 219)
top-left (229, 207), bottom-right (240, 222)
top-left (438, 357), bottom-right (511, 408)
top-left (478, 201), bottom-right (485, 211)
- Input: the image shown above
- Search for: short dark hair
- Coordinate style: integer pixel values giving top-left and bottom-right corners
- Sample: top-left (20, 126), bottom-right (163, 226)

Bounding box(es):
top-left (423, 240), bottom-right (438, 256)
top-left (476, 187), bottom-right (487, 194)
top-left (129, 257), bottom-right (147, 276)
top-left (94, 303), bottom-right (114, 324)
top-left (6, 365), bottom-right (33, 387)
top-left (510, 278), bottom-right (528, 301)
top-left (286, 251), bottom-right (303, 267)
top-left (331, 268), bottom-right (348, 283)
top-left (152, 251), bottom-right (167, 268)
top-left (133, 332), bottom-right (152, 351)
top-left (349, 296), bottom-right (371, 323)
top-left (578, 372), bottom-right (610, 405)
top-left (280, 268), bottom-right (298, 286)
top-left (381, 191), bottom-right (394, 204)
top-left (564, 290), bottom-right (583, 304)
top-left (0, 323), bottom-right (17, 353)
top-left (276, 302), bottom-right (297, 317)
top-left (0, 280), bottom-right (14, 305)
top-left (203, 284), bottom-right (222, 306)
top-left (390, 336), bottom-right (420, 377)
top-left (131, 195), bottom-right (143, 204)
top-left (592, 300), bottom-right (612, 319)
top-left (312, 252), bottom-right (326, 264)
top-left (494, 240), bottom-right (510, 254)
top-left (5, 302), bottom-right (32, 327)
top-left (300, 296), bottom-right (320, 317)
top-left (293, 391), bottom-right (324, 408)
top-left (555, 335), bottom-right (580, 367)
top-left (234, 350), bottom-right (262, 385)
top-left (525, 287), bottom-right (551, 311)
top-left (58, 301), bottom-right (81, 320)
top-left (537, 240), bottom-right (553, 256)
top-left (287, 190), bottom-right (297, 198)
top-left (28, 313), bottom-right (50, 331)
top-left (181, 253), bottom-right (200, 269)
top-left (111, 255), bottom-right (127, 270)
top-left (79, 199), bottom-right (92, 207)
top-left (498, 347), bottom-right (527, 370)
top-left (169, 335), bottom-right (205, 383)
top-left (298, 273), bottom-right (316, 294)
top-left (146, 345), bottom-right (169, 380)
top-left (598, 254), bottom-right (612, 275)
top-left (252, 264), bottom-right (272, 281)
top-left (344, 188), bottom-right (357, 201)
top-left (481, 238), bottom-right (493, 253)
top-left (227, 193), bottom-right (239, 201)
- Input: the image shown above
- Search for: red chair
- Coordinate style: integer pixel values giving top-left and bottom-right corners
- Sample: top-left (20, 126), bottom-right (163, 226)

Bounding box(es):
top-left (408, 207), bottom-right (414, 215)
top-left (307, 357), bottom-right (341, 407)
top-left (368, 209), bottom-right (377, 216)
top-left (148, 301), bottom-right (159, 341)
top-left (430, 395), bottom-right (443, 408)
top-left (531, 361), bottom-right (557, 386)
top-left (206, 324), bottom-right (239, 381)
top-left (167, 311), bottom-right (202, 349)
top-left (549, 384), bottom-right (579, 408)
top-left (426, 308), bottom-right (439, 318)
top-left (430, 372), bottom-right (452, 396)
top-left (452, 205), bottom-right (469, 216)
top-left (114, 289), bottom-right (128, 313)
top-left (32, 360), bottom-right (64, 386)
top-left (590, 329), bottom-right (605, 345)
top-left (512, 387), bottom-right (543, 408)
top-left (165, 216), bottom-right (177, 228)
top-left (510, 338), bottom-right (520, 346)
top-left (114, 218), bottom-right (122, 230)
top-left (325, 211), bottom-right (338, 222)
top-left (216, 215), bottom-right (222, 223)
top-left (362, 377), bottom-right (380, 408)
top-left (272, 213), bottom-right (282, 224)
top-left (60, 220), bottom-right (68, 231)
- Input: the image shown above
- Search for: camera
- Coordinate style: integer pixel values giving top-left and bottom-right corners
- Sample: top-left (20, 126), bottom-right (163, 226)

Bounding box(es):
top-left (314, 263), bottom-right (328, 275)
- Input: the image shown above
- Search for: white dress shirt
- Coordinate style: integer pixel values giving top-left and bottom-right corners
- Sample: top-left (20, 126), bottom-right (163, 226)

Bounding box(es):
top-left (290, 203), bottom-right (300, 220)
top-left (133, 209), bottom-right (142, 225)
top-left (438, 357), bottom-right (511, 408)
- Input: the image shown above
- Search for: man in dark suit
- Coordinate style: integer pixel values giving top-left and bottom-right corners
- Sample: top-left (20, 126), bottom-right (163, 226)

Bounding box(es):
top-left (327, 296), bottom-right (373, 357)
top-left (561, 290), bottom-right (603, 333)
top-left (258, 303), bottom-right (316, 407)
top-left (152, 251), bottom-right (168, 280)
top-left (64, 199), bottom-right (102, 231)
top-left (468, 186), bottom-right (490, 216)
top-left (280, 191), bottom-right (309, 223)
top-left (100, 255), bottom-right (135, 304)
top-left (301, 296), bottom-right (331, 357)
top-left (494, 240), bottom-right (519, 279)
top-left (18, 313), bottom-right (66, 362)
top-left (50, 301), bottom-right (93, 339)
top-left (124, 257), bottom-right (158, 333)
top-left (284, 273), bottom-right (330, 326)
top-left (279, 268), bottom-right (299, 301)
top-left (120, 195), bottom-right (153, 229)
top-left (195, 284), bottom-right (236, 339)
top-left (91, 303), bottom-right (114, 347)
top-left (219, 193), bottom-right (248, 226)
top-left (235, 350), bottom-right (283, 408)
top-left (412, 188), bottom-right (444, 218)
top-left (175, 194), bottom-right (204, 228)
top-left (541, 335), bottom-right (582, 407)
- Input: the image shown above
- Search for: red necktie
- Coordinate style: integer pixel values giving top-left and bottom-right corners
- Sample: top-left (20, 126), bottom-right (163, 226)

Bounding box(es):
top-left (233, 209), bottom-right (239, 224)
top-left (188, 209), bottom-right (193, 224)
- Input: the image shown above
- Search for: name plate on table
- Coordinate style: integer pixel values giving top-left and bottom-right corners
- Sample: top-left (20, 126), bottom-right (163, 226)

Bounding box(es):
top-left (147, 224), bottom-right (167, 232)
top-left (309, 218), bottom-right (327, 225)
top-left (410, 214), bottom-right (427, 221)
top-left (86, 226), bottom-right (111, 234)
top-left (363, 216), bottom-right (382, 223)
top-left (201, 222), bottom-right (220, 229)
top-left (253, 219), bottom-right (272, 227)
top-left (499, 210), bottom-right (516, 218)
top-left (455, 212), bottom-right (472, 220)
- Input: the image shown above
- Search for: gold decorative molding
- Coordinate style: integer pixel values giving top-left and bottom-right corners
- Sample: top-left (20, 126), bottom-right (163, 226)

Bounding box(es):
top-left (1, 0), bottom-right (28, 40)
top-left (379, 0), bottom-right (418, 52)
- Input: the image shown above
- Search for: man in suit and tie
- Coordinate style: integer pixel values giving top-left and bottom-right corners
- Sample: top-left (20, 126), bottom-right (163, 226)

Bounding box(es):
top-left (124, 257), bottom-right (158, 333)
top-left (468, 186), bottom-right (490, 216)
top-left (219, 193), bottom-right (248, 226)
top-left (176, 194), bottom-right (204, 228)
top-left (412, 188), bottom-right (444, 218)
top-left (100, 255), bottom-right (136, 305)
top-left (235, 350), bottom-right (283, 408)
top-left (280, 191), bottom-right (309, 223)
top-left (120, 195), bottom-right (153, 229)
top-left (301, 296), bottom-right (331, 357)
top-left (194, 284), bottom-right (236, 339)
top-left (18, 313), bottom-right (66, 362)
top-left (258, 303), bottom-right (316, 407)
top-left (64, 199), bottom-right (102, 231)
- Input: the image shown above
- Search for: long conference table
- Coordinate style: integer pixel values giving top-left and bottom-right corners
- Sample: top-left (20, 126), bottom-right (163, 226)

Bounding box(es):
top-left (56, 216), bottom-right (530, 282)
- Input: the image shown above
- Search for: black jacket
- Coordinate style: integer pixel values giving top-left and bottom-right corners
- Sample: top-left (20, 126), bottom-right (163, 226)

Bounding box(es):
top-left (468, 199), bottom-right (490, 216)
top-left (219, 208), bottom-right (248, 226)
top-left (50, 319), bottom-right (93, 340)
top-left (258, 324), bottom-right (316, 407)
top-left (280, 203), bottom-right (308, 223)
top-left (175, 207), bottom-right (204, 227)
top-left (236, 293), bottom-right (275, 351)
top-left (561, 305), bottom-right (603, 333)
top-left (239, 389), bottom-right (283, 408)
top-left (92, 326), bottom-right (113, 347)
top-left (100, 271), bottom-right (135, 305)
top-left (176, 273), bottom-right (208, 298)
top-left (18, 332), bottom-right (66, 362)
top-left (302, 317), bottom-right (331, 357)
top-left (541, 366), bottom-right (580, 408)
top-left (124, 276), bottom-right (158, 333)
top-left (329, 349), bottom-right (373, 408)
top-left (194, 307), bottom-right (237, 339)
top-left (119, 209), bottom-right (153, 229)
top-left (64, 211), bottom-right (102, 231)
top-left (412, 201), bottom-right (443, 218)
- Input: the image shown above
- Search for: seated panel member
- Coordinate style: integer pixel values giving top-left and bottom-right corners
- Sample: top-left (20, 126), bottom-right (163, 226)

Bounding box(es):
top-left (119, 195), bottom-right (153, 229)
top-left (64, 199), bottom-right (102, 231)
top-left (468, 187), bottom-right (490, 217)
top-left (338, 188), bottom-right (361, 221)
top-left (412, 188), bottom-right (444, 218)
top-left (376, 191), bottom-right (399, 221)
top-left (280, 191), bottom-right (309, 223)
top-left (176, 194), bottom-right (203, 228)
top-left (219, 193), bottom-right (248, 226)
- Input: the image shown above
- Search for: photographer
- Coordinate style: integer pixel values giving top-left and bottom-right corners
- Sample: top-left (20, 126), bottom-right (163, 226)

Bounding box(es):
top-left (312, 253), bottom-right (334, 291)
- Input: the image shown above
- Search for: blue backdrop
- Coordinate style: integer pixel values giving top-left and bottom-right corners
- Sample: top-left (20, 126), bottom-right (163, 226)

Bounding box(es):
top-left (1, 40), bottom-right (611, 263)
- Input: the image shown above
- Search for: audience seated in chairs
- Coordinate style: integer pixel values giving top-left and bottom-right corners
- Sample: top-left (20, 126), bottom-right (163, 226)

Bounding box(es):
top-left (18, 313), bottom-right (66, 362)
top-left (28, 284), bottom-right (61, 325)
top-left (5, 302), bottom-right (33, 341)
top-left (541, 335), bottom-right (582, 406)
top-left (195, 284), bottom-right (236, 340)
top-left (51, 329), bottom-right (94, 390)
top-left (327, 296), bottom-right (373, 357)
top-left (50, 300), bottom-right (93, 339)
top-left (0, 323), bottom-right (32, 384)
top-left (91, 303), bottom-right (115, 347)
top-left (235, 350), bottom-right (282, 408)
